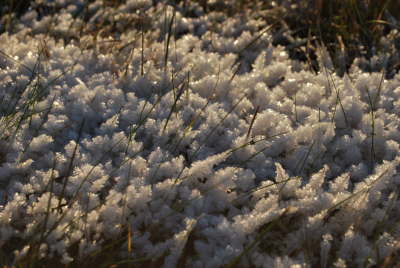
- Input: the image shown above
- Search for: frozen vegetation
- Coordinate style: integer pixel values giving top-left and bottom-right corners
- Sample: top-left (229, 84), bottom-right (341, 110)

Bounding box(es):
top-left (0, 0), bottom-right (400, 267)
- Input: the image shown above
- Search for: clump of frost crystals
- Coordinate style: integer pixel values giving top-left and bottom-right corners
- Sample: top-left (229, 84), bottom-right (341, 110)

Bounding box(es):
top-left (1, 0), bottom-right (400, 267)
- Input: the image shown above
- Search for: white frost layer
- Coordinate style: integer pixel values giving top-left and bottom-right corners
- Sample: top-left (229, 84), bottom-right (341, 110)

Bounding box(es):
top-left (0, 0), bottom-right (400, 267)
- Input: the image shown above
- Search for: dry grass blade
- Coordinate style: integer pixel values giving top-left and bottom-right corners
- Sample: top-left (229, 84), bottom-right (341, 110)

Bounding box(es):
top-left (225, 207), bottom-right (295, 268)
top-left (162, 79), bottom-right (186, 135)
top-left (238, 131), bottom-right (289, 166)
top-left (331, 71), bottom-right (349, 127)
top-left (232, 176), bottom-right (300, 206)
top-left (0, 49), bottom-right (34, 74)
top-left (231, 23), bottom-right (277, 69)
top-left (140, 11), bottom-right (145, 76)
top-left (38, 130), bottom-right (136, 245)
top-left (21, 94), bottom-right (57, 155)
top-left (190, 93), bottom-right (248, 160)
top-left (323, 165), bottom-right (392, 223)
top-left (171, 65), bottom-right (220, 157)
top-left (25, 143), bottom-right (138, 258)
top-left (317, 42), bottom-right (349, 129)
top-left (364, 76), bottom-right (378, 170)
top-left (366, 190), bottom-right (399, 265)
top-left (57, 118), bottom-right (85, 211)
top-left (26, 153), bottom-right (58, 267)
top-left (127, 224), bottom-right (132, 254)
top-left (373, 69), bottom-right (385, 110)
top-left (294, 139), bottom-right (316, 175)
top-left (164, 5), bottom-right (176, 71)
top-left (368, 19), bottom-right (400, 29)
top-left (124, 90), bottom-right (162, 155)
top-left (246, 105), bottom-right (259, 140)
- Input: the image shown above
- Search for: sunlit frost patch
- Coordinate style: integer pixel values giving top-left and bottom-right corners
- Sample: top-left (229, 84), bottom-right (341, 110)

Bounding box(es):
top-left (1, 0), bottom-right (400, 267)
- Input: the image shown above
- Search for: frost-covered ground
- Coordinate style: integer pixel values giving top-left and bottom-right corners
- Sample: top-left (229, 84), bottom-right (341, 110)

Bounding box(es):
top-left (1, 0), bottom-right (400, 267)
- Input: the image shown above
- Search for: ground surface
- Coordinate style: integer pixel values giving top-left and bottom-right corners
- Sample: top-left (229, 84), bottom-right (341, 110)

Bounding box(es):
top-left (1, 0), bottom-right (400, 267)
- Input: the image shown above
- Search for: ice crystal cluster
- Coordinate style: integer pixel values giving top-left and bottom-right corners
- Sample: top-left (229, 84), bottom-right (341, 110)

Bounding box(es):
top-left (0, 0), bottom-right (400, 267)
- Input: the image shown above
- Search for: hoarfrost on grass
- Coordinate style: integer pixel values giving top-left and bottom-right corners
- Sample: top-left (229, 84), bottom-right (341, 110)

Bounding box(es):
top-left (1, 0), bottom-right (400, 267)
